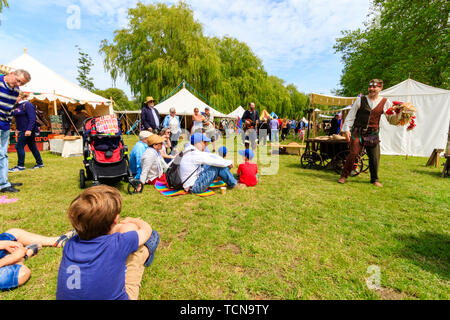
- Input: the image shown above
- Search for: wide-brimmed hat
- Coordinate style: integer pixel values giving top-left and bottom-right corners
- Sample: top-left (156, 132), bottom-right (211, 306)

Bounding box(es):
top-left (147, 134), bottom-right (165, 146)
top-left (145, 96), bottom-right (156, 104)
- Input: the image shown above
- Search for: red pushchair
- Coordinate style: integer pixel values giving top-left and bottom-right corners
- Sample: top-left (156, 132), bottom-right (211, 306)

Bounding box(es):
top-left (79, 115), bottom-right (143, 194)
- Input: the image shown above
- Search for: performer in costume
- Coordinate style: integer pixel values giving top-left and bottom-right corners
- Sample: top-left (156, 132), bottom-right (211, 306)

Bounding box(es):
top-left (338, 79), bottom-right (393, 187)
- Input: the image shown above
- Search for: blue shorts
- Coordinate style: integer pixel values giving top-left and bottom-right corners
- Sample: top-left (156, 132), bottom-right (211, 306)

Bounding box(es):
top-left (0, 233), bottom-right (22, 291)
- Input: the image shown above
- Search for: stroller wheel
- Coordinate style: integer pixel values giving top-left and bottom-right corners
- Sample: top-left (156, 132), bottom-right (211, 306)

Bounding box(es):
top-left (79, 169), bottom-right (86, 189)
top-left (128, 180), bottom-right (144, 195)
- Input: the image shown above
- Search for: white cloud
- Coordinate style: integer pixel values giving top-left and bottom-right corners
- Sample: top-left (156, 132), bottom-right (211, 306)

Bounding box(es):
top-left (2, 0), bottom-right (371, 95)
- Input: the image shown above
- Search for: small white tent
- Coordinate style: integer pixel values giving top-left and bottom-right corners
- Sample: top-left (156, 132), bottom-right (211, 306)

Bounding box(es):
top-left (380, 79), bottom-right (450, 157)
top-left (6, 50), bottom-right (113, 116)
top-left (155, 86), bottom-right (228, 118)
top-left (227, 106), bottom-right (245, 119)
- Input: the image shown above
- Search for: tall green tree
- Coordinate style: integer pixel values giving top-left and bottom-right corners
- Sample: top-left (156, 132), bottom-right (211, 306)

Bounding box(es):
top-left (334, 0), bottom-right (449, 96)
top-left (76, 45), bottom-right (96, 91)
top-left (100, 2), bottom-right (221, 104)
top-left (93, 88), bottom-right (139, 110)
top-left (0, 0), bottom-right (8, 12)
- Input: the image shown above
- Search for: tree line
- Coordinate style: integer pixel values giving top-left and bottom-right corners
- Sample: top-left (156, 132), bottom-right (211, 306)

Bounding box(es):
top-left (98, 2), bottom-right (310, 118)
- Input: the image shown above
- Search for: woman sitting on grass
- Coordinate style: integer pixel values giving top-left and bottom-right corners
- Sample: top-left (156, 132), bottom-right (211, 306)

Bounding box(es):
top-left (159, 128), bottom-right (176, 164)
top-left (139, 134), bottom-right (169, 188)
top-left (0, 228), bottom-right (74, 291)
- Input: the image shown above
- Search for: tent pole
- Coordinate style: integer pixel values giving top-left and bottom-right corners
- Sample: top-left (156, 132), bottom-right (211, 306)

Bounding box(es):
top-left (53, 91), bottom-right (57, 115)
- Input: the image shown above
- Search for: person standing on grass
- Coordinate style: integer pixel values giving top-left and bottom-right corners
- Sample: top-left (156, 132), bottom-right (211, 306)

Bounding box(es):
top-left (141, 96), bottom-right (160, 133)
top-left (241, 102), bottom-right (259, 151)
top-left (338, 79), bottom-right (393, 187)
top-left (9, 92), bottom-right (44, 173)
top-left (162, 107), bottom-right (181, 151)
top-left (0, 70), bottom-right (31, 193)
top-left (203, 107), bottom-right (217, 152)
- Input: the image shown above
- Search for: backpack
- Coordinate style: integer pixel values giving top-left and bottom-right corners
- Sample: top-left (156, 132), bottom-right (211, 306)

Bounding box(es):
top-left (165, 149), bottom-right (199, 190)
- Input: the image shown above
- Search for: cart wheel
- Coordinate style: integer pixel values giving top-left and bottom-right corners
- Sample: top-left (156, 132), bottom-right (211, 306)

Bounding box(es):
top-left (333, 150), bottom-right (349, 174)
top-left (359, 151), bottom-right (370, 173)
top-left (300, 151), bottom-right (323, 169)
top-left (127, 180), bottom-right (144, 195)
top-left (79, 169), bottom-right (86, 189)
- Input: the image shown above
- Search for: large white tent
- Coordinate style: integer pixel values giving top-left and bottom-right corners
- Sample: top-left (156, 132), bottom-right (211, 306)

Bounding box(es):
top-left (227, 106), bottom-right (245, 119)
top-left (155, 86), bottom-right (228, 118)
top-left (6, 50), bottom-right (113, 116)
top-left (380, 79), bottom-right (450, 157)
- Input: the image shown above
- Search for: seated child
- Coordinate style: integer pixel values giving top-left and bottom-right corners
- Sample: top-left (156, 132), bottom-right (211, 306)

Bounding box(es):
top-left (0, 228), bottom-right (72, 291)
top-left (218, 146), bottom-right (227, 158)
top-left (56, 185), bottom-right (160, 300)
top-left (237, 149), bottom-right (258, 187)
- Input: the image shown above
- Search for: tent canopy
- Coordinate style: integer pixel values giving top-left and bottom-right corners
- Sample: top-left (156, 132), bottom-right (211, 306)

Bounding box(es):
top-left (379, 78), bottom-right (450, 157)
top-left (310, 93), bottom-right (357, 107)
top-left (227, 106), bottom-right (245, 119)
top-left (155, 87), bottom-right (228, 118)
top-left (259, 109), bottom-right (270, 120)
top-left (6, 51), bottom-right (112, 116)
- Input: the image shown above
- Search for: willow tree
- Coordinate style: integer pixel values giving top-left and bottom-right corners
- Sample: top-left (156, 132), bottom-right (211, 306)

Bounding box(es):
top-left (99, 2), bottom-right (221, 103)
top-left (0, 0), bottom-right (8, 12)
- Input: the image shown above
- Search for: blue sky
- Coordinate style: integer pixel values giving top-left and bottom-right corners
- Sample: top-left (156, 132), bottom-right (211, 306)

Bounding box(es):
top-left (0, 0), bottom-right (370, 99)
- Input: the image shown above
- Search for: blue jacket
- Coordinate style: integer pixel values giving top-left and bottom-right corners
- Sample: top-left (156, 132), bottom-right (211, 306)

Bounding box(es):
top-left (162, 115), bottom-right (181, 132)
top-left (141, 106), bottom-right (160, 131)
top-left (12, 101), bottom-right (37, 132)
top-left (129, 140), bottom-right (148, 179)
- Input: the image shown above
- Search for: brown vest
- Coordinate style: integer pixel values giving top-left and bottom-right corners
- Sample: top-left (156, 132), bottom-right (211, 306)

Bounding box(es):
top-left (353, 96), bottom-right (386, 131)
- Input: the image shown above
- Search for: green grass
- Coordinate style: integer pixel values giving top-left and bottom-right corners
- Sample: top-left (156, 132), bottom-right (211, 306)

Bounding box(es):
top-left (1, 134), bottom-right (449, 300)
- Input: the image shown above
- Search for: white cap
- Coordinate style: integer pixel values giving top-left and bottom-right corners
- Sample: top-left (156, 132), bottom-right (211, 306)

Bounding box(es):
top-left (139, 130), bottom-right (152, 141)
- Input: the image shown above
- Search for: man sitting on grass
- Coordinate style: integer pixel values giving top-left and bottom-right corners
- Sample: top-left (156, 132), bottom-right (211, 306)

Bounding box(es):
top-left (180, 133), bottom-right (241, 194)
top-left (56, 185), bottom-right (160, 300)
top-left (237, 149), bottom-right (258, 187)
top-left (129, 130), bottom-right (152, 180)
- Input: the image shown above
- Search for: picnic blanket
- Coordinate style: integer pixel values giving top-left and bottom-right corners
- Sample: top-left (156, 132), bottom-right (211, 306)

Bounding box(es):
top-left (155, 180), bottom-right (227, 197)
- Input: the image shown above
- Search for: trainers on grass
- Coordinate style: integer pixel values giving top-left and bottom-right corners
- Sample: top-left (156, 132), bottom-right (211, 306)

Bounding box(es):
top-left (9, 166), bottom-right (25, 172)
top-left (32, 164), bottom-right (45, 169)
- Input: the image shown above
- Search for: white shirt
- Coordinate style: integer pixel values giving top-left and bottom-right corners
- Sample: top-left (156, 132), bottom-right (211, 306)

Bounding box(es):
top-left (140, 147), bottom-right (168, 184)
top-left (341, 96), bottom-right (393, 132)
top-left (180, 144), bottom-right (232, 190)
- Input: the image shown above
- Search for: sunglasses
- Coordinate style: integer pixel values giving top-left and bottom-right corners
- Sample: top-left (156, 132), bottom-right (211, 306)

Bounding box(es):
top-left (368, 82), bottom-right (382, 88)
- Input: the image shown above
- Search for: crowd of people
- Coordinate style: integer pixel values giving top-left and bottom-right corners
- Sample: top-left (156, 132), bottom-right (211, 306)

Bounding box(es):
top-left (1, 71), bottom-right (392, 299)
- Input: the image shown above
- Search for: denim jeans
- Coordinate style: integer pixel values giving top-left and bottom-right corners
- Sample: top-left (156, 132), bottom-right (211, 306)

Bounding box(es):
top-left (191, 165), bottom-right (237, 194)
top-left (0, 130), bottom-right (11, 189)
top-left (271, 129), bottom-right (279, 143)
top-left (15, 131), bottom-right (43, 167)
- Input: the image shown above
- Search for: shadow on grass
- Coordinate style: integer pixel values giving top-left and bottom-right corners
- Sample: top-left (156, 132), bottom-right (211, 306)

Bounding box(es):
top-left (394, 232), bottom-right (450, 280)
top-left (412, 168), bottom-right (447, 179)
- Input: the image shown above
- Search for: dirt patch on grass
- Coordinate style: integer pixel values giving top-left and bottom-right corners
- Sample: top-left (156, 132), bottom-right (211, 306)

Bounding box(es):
top-left (177, 228), bottom-right (188, 241)
top-left (218, 243), bottom-right (242, 254)
top-left (375, 287), bottom-right (408, 300)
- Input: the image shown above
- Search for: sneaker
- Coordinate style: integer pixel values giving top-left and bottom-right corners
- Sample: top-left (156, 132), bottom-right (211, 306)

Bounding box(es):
top-left (350, 169), bottom-right (360, 177)
top-left (32, 164), bottom-right (44, 169)
top-left (9, 166), bottom-right (25, 172)
top-left (0, 186), bottom-right (20, 193)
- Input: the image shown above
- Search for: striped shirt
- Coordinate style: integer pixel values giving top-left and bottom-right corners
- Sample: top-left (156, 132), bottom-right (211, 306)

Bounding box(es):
top-left (0, 75), bottom-right (20, 131)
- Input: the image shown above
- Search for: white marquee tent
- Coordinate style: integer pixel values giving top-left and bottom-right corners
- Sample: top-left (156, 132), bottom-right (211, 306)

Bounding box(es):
top-left (380, 79), bottom-right (450, 157)
top-left (155, 86), bottom-right (228, 118)
top-left (227, 106), bottom-right (245, 119)
top-left (6, 50), bottom-right (113, 116)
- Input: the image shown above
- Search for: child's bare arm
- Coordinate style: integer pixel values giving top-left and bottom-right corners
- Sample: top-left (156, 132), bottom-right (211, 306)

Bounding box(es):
top-left (0, 247), bottom-right (27, 268)
top-left (119, 217), bottom-right (152, 247)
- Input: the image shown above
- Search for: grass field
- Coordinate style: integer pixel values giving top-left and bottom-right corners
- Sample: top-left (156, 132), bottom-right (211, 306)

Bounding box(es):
top-left (1, 134), bottom-right (449, 300)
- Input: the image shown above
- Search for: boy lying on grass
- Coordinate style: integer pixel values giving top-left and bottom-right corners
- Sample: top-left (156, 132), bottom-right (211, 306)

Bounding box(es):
top-left (0, 228), bottom-right (73, 291)
top-left (56, 185), bottom-right (160, 300)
